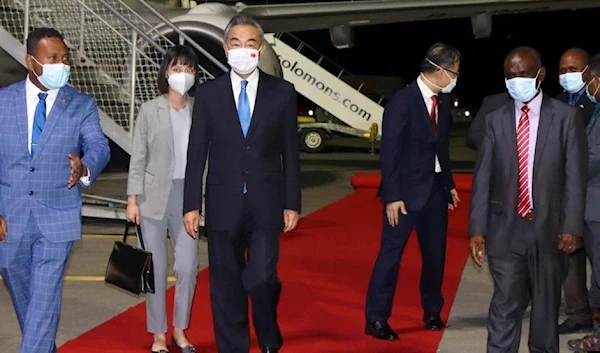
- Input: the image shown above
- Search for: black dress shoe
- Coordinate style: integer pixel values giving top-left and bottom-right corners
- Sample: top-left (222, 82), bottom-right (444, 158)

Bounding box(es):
top-left (262, 348), bottom-right (279, 353)
top-left (558, 318), bottom-right (594, 334)
top-left (365, 321), bottom-right (399, 341)
top-left (423, 313), bottom-right (445, 331)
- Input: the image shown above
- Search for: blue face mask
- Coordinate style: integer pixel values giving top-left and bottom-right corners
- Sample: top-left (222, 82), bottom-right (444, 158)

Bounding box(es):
top-left (559, 71), bottom-right (586, 94)
top-left (32, 56), bottom-right (70, 90)
top-left (505, 70), bottom-right (541, 103)
top-left (587, 79), bottom-right (599, 104)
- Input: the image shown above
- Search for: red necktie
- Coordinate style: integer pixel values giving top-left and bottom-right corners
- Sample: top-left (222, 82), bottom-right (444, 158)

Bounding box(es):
top-left (517, 105), bottom-right (531, 217)
top-left (430, 95), bottom-right (438, 134)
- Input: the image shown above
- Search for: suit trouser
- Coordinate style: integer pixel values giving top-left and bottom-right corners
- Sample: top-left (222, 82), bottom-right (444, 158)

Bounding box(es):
top-left (0, 212), bottom-right (73, 353)
top-left (208, 193), bottom-right (282, 353)
top-left (562, 222), bottom-right (598, 323)
top-left (587, 221), bottom-right (600, 334)
top-left (487, 218), bottom-right (568, 353)
top-left (139, 179), bottom-right (199, 333)
top-left (365, 178), bottom-right (448, 322)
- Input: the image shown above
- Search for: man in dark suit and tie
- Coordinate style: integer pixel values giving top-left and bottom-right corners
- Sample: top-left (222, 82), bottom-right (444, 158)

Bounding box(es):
top-left (365, 43), bottom-right (461, 341)
top-left (555, 47), bottom-right (599, 335)
top-left (469, 46), bottom-right (588, 353)
top-left (567, 52), bottom-right (600, 352)
top-left (182, 14), bottom-right (301, 353)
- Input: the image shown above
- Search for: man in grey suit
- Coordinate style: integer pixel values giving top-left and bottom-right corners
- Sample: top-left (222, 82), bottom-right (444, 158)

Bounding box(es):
top-left (469, 46), bottom-right (588, 353)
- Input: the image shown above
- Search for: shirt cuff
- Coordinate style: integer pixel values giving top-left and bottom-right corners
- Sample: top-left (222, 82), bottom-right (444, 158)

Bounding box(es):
top-left (79, 168), bottom-right (91, 186)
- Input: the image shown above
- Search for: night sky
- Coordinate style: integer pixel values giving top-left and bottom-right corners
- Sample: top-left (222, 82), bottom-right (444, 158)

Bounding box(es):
top-left (292, 7), bottom-right (600, 111)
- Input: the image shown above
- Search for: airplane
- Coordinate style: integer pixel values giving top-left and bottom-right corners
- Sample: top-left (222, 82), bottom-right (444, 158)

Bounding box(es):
top-left (166, 0), bottom-right (600, 49)
top-left (143, 0), bottom-right (599, 151)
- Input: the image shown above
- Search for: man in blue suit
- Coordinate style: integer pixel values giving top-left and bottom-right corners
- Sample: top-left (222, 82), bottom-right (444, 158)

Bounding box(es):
top-left (365, 43), bottom-right (461, 341)
top-left (0, 28), bottom-right (110, 353)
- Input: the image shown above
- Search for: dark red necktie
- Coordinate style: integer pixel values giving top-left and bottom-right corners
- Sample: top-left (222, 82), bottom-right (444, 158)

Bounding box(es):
top-left (430, 95), bottom-right (438, 134)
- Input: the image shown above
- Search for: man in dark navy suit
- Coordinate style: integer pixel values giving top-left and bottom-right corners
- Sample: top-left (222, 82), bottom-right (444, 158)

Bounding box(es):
top-left (365, 43), bottom-right (461, 340)
top-left (182, 15), bottom-right (301, 353)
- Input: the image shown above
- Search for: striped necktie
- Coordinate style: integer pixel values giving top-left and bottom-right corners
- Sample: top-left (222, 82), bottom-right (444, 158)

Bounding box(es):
top-left (516, 105), bottom-right (531, 217)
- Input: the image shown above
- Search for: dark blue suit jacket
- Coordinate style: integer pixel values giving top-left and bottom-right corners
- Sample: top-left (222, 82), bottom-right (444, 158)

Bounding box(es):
top-left (183, 70), bottom-right (301, 231)
top-left (379, 81), bottom-right (454, 211)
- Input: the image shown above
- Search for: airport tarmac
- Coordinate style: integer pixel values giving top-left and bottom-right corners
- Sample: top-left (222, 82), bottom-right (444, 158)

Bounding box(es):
top-left (0, 132), bottom-right (587, 353)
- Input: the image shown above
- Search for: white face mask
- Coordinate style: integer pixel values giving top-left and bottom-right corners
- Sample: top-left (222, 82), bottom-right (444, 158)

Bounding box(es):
top-left (423, 58), bottom-right (458, 93)
top-left (32, 56), bottom-right (70, 90)
top-left (167, 73), bottom-right (195, 95)
top-left (227, 48), bottom-right (260, 75)
top-left (559, 66), bottom-right (587, 94)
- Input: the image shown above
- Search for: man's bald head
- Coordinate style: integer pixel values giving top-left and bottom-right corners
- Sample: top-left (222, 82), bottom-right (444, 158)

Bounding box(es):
top-left (504, 46), bottom-right (545, 82)
top-left (559, 47), bottom-right (589, 76)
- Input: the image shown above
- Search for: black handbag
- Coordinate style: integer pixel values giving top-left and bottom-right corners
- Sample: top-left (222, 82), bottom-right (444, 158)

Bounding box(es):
top-left (104, 222), bottom-right (155, 295)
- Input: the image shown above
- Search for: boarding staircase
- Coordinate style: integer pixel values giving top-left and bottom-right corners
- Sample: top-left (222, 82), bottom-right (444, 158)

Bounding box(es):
top-left (0, 0), bottom-right (389, 219)
top-left (0, 0), bottom-right (221, 219)
top-left (267, 32), bottom-right (386, 136)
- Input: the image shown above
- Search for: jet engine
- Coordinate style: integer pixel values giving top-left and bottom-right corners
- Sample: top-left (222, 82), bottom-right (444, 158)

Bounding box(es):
top-left (150, 3), bottom-right (282, 79)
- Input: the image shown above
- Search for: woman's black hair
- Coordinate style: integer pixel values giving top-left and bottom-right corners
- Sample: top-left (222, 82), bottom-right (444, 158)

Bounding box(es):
top-left (157, 45), bottom-right (199, 94)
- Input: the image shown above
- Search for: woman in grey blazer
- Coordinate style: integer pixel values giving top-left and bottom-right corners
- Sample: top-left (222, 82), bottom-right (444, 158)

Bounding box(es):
top-left (126, 45), bottom-right (200, 353)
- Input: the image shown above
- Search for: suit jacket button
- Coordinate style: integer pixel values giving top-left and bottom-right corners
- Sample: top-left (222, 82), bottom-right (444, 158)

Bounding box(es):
top-left (29, 167), bottom-right (35, 172)
top-left (28, 191), bottom-right (33, 195)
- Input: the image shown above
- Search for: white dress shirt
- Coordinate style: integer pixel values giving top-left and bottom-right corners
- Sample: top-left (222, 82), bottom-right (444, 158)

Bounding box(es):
top-left (231, 69), bottom-right (259, 114)
top-left (416, 76), bottom-right (442, 173)
top-left (25, 77), bottom-right (91, 186)
top-left (514, 91), bottom-right (543, 208)
top-left (170, 104), bottom-right (192, 180)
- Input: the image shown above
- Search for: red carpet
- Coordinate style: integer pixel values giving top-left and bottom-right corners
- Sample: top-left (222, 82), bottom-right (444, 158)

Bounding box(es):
top-left (59, 173), bottom-right (471, 353)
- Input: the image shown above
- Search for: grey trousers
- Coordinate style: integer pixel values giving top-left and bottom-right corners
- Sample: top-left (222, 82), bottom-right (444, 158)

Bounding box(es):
top-left (139, 180), bottom-right (199, 334)
top-left (487, 218), bottom-right (568, 353)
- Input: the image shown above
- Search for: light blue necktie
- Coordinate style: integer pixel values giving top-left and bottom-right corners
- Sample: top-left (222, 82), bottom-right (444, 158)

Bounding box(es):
top-left (31, 92), bottom-right (48, 156)
top-left (238, 80), bottom-right (251, 193)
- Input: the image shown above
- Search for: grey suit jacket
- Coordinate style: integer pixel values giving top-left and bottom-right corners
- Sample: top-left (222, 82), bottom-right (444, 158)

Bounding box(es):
top-left (586, 109), bottom-right (600, 222)
top-left (469, 94), bottom-right (588, 257)
top-left (127, 94), bottom-right (204, 220)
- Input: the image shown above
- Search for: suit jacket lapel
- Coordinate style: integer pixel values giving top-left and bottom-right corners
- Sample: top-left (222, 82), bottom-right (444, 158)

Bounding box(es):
top-left (437, 95), bottom-right (449, 136)
top-left (33, 87), bottom-right (73, 161)
top-left (246, 71), bottom-right (271, 141)
top-left (501, 101), bottom-right (518, 176)
top-left (15, 82), bottom-right (28, 155)
top-left (220, 74), bottom-right (245, 140)
top-left (157, 95), bottom-right (174, 159)
top-left (411, 83), bottom-right (435, 137)
top-left (586, 118), bottom-right (595, 135)
top-left (533, 96), bottom-right (555, 175)
top-left (586, 107), bottom-right (600, 135)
